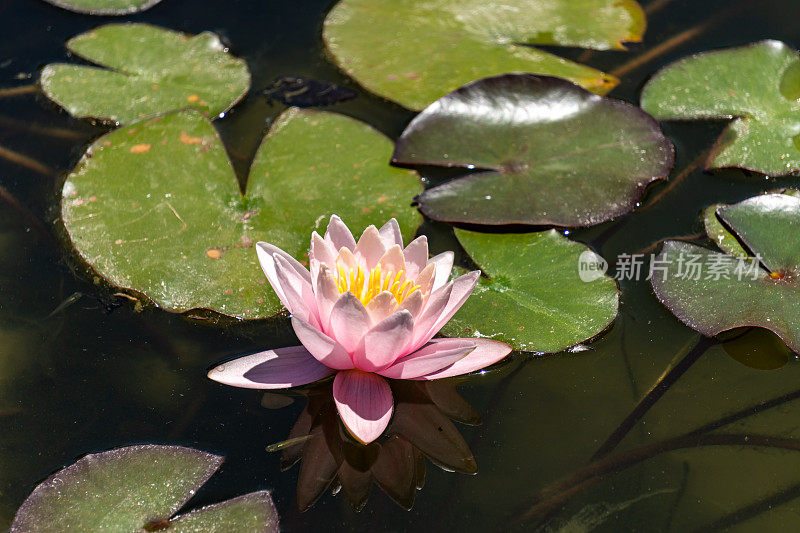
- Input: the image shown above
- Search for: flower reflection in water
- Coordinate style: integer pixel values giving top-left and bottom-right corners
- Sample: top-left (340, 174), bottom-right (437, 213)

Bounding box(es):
top-left (273, 379), bottom-right (481, 511)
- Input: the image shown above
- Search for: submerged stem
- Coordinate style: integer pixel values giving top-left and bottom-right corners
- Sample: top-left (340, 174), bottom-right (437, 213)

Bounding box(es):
top-left (0, 144), bottom-right (54, 176)
top-left (513, 433), bottom-right (800, 528)
top-left (0, 85), bottom-right (37, 98)
top-left (590, 334), bottom-right (713, 461)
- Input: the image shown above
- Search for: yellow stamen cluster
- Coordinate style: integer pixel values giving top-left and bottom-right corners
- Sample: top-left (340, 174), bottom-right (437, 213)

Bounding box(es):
top-left (335, 263), bottom-right (419, 305)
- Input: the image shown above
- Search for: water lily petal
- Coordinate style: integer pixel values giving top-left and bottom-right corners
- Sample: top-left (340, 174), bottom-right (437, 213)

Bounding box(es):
top-left (378, 244), bottom-right (406, 274)
top-left (416, 339), bottom-right (512, 380)
top-left (366, 291), bottom-right (398, 323)
top-left (403, 236), bottom-right (428, 279)
top-left (398, 289), bottom-right (423, 317)
top-left (256, 241), bottom-right (308, 307)
top-left (310, 231), bottom-right (336, 267)
top-left (378, 218), bottom-right (403, 249)
top-left (292, 316), bottom-right (354, 370)
top-left (333, 370), bottom-right (393, 444)
top-left (330, 292), bottom-right (372, 353)
top-left (354, 225), bottom-right (385, 269)
top-left (315, 263), bottom-right (340, 332)
top-left (353, 310), bottom-right (414, 372)
top-left (378, 338), bottom-right (476, 379)
top-left (409, 281), bottom-right (454, 347)
top-left (207, 346), bottom-right (333, 389)
top-left (274, 254), bottom-right (319, 327)
top-left (335, 246), bottom-right (359, 271)
top-left (429, 251), bottom-right (454, 291)
top-left (410, 271), bottom-right (480, 351)
top-left (325, 214), bottom-right (356, 251)
top-left (413, 263), bottom-right (436, 299)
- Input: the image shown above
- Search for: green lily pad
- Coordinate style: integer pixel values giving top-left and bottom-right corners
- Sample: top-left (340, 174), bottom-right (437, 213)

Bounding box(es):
top-left (11, 445), bottom-right (278, 532)
top-left (640, 40), bottom-right (800, 176)
top-left (441, 228), bottom-right (619, 353)
top-left (42, 0), bottom-right (163, 15)
top-left (652, 193), bottom-right (800, 352)
top-left (702, 204), bottom-right (749, 260)
top-left (41, 24), bottom-right (251, 124)
top-left (61, 108), bottom-right (422, 318)
top-left (323, 0), bottom-right (646, 110)
top-left (393, 74), bottom-right (674, 226)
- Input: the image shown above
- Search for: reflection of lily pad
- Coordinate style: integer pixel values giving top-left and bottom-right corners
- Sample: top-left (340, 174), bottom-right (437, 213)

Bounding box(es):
top-left (11, 445), bottom-right (278, 532)
top-left (652, 193), bottom-right (800, 352)
top-left (393, 74), bottom-right (674, 227)
top-left (323, 0), bottom-right (645, 110)
top-left (41, 0), bottom-right (163, 15)
top-left (641, 40), bottom-right (800, 176)
top-left (41, 24), bottom-right (251, 124)
top-left (441, 229), bottom-right (618, 352)
top-left (61, 108), bottom-right (421, 318)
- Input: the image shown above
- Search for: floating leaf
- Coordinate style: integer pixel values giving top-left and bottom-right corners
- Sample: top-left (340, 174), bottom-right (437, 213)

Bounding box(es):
top-left (41, 0), bottom-right (163, 15)
top-left (652, 193), bottom-right (800, 352)
top-left (41, 24), bottom-right (251, 124)
top-left (641, 40), bottom-right (800, 176)
top-left (323, 0), bottom-right (646, 110)
top-left (393, 74), bottom-right (674, 226)
top-left (61, 108), bottom-right (421, 318)
top-left (11, 445), bottom-right (278, 532)
top-left (702, 204), bottom-right (749, 259)
top-left (441, 228), bottom-right (618, 352)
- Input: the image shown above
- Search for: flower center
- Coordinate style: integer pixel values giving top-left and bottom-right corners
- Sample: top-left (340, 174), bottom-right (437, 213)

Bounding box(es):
top-left (335, 263), bottom-right (419, 306)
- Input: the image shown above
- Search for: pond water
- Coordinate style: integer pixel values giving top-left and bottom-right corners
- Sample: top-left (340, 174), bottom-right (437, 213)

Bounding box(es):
top-left (3, 0), bottom-right (800, 531)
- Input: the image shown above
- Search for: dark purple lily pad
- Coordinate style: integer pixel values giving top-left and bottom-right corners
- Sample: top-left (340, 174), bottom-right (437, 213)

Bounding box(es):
top-left (11, 445), bottom-right (278, 532)
top-left (393, 74), bottom-right (674, 227)
top-left (652, 193), bottom-right (800, 352)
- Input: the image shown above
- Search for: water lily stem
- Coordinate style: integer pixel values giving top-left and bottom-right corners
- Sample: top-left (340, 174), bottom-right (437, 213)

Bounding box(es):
top-left (590, 334), bottom-right (714, 461)
top-left (0, 115), bottom-right (87, 140)
top-left (512, 433), bottom-right (800, 528)
top-left (0, 144), bottom-right (54, 176)
top-left (610, 0), bottom-right (752, 78)
top-left (0, 84), bottom-right (37, 98)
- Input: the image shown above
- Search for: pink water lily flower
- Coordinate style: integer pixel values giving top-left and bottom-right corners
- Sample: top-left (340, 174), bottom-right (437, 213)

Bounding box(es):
top-left (208, 215), bottom-right (512, 444)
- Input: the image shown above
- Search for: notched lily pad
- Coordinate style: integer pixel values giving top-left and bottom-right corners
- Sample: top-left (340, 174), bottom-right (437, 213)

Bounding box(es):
top-left (641, 40), bottom-right (800, 176)
top-left (652, 193), bottom-right (800, 352)
top-left (441, 228), bottom-right (619, 353)
top-left (394, 74), bottom-right (674, 227)
top-left (41, 23), bottom-right (251, 124)
top-left (41, 0), bottom-right (163, 15)
top-left (11, 445), bottom-right (278, 532)
top-left (323, 0), bottom-right (646, 110)
top-left (61, 108), bottom-right (422, 319)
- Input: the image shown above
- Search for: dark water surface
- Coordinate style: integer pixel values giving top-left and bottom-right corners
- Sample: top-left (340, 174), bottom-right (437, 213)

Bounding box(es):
top-left (3, 0), bottom-right (800, 531)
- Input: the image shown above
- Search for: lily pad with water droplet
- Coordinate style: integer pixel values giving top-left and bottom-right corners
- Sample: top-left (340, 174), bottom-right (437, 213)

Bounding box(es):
top-left (323, 0), bottom-right (646, 110)
top-left (652, 193), bottom-right (800, 352)
top-left (11, 445), bottom-right (278, 532)
top-left (393, 74), bottom-right (674, 227)
top-left (641, 40), bottom-right (800, 176)
top-left (41, 0), bottom-right (163, 15)
top-left (41, 24), bottom-right (251, 124)
top-left (441, 228), bottom-right (619, 353)
top-left (61, 108), bottom-right (422, 319)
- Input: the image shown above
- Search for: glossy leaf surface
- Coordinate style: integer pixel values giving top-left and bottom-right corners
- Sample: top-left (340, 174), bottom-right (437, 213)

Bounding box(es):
top-left (394, 74), bottom-right (673, 226)
top-left (641, 40), bottom-right (800, 175)
top-left (652, 193), bottom-right (800, 352)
